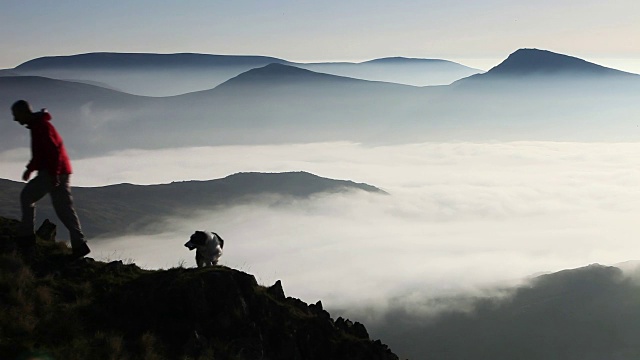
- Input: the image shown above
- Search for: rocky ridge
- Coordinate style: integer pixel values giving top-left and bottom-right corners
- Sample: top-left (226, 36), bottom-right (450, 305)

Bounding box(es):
top-left (0, 216), bottom-right (399, 360)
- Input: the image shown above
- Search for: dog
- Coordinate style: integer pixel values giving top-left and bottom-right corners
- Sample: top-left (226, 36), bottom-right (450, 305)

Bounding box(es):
top-left (184, 231), bottom-right (224, 267)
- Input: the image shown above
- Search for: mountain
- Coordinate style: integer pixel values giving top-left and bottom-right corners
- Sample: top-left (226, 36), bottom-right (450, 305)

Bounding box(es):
top-left (420, 48), bottom-right (640, 141)
top-left (10, 52), bottom-right (480, 95)
top-left (0, 63), bottom-right (431, 155)
top-left (364, 57), bottom-right (447, 64)
top-left (297, 57), bottom-right (482, 86)
top-left (155, 63), bottom-right (428, 145)
top-left (484, 48), bottom-right (636, 77)
top-left (185, 63), bottom-right (419, 96)
top-left (455, 48), bottom-right (639, 86)
top-left (0, 216), bottom-right (399, 360)
top-left (368, 263), bottom-right (640, 360)
top-left (2, 48), bottom-right (639, 152)
top-left (0, 171), bottom-right (386, 238)
top-left (14, 52), bottom-right (290, 70)
top-left (0, 69), bottom-right (19, 77)
top-left (12, 52), bottom-right (292, 96)
top-left (211, 62), bottom-right (369, 88)
top-left (0, 75), bottom-right (156, 155)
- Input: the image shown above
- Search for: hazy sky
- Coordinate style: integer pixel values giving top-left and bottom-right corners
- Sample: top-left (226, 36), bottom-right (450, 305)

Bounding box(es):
top-left (2, 0), bottom-right (639, 72)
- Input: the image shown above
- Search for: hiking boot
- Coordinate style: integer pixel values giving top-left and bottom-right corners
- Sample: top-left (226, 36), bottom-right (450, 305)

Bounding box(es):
top-left (69, 242), bottom-right (91, 261)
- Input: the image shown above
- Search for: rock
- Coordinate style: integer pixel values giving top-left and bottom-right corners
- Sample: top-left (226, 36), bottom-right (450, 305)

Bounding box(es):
top-left (267, 279), bottom-right (286, 300)
top-left (335, 317), bottom-right (370, 339)
top-left (36, 219), bottom-right (56, 242)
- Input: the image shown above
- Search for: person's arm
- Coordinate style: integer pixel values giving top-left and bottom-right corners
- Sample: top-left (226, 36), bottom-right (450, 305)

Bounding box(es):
top-left (24, 124), bottom-right (44, 180)
top-left (27, 122), bottom-right (62, 185)
top-left (22, 169), bottom-right (32, 181)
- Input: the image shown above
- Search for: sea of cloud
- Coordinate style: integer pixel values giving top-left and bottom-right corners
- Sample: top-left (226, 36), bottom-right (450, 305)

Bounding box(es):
top-left (2, 141), bottom-right (640, 313)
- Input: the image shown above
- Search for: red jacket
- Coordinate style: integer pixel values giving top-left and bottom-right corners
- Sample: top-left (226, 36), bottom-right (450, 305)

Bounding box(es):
top-left (26, 110), bottom-right (73, 175)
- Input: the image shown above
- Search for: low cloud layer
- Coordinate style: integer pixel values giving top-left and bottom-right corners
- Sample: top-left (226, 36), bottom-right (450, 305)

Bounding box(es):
top-left (2, 141), bottom-right (640, 312)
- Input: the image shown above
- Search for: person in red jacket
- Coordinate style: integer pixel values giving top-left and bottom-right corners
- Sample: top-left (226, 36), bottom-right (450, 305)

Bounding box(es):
top-left (11, 100), bottom-right (90, 260)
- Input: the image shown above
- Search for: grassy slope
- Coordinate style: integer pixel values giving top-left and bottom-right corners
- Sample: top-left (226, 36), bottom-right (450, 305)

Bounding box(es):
top-left (0, 216), bottom-right (398, 360)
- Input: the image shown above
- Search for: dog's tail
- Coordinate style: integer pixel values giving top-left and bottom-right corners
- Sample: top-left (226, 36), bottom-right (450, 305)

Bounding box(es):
top-left (212, 232), bottom-right (224, 249)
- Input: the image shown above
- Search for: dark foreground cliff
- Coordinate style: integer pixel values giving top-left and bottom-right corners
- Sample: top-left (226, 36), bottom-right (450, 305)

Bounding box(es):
top-left (0, 217), bottom-right (399, 360)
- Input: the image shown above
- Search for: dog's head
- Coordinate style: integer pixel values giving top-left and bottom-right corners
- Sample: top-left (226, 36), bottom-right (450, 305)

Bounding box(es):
top-left (184, 231), bottom-right (209, 251)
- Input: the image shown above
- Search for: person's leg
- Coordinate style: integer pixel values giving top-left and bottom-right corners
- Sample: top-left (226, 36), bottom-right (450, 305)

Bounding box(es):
top-left (19, 172), bottom-right (53, 242)
top-left (49, 174), bottom-right (88, 252)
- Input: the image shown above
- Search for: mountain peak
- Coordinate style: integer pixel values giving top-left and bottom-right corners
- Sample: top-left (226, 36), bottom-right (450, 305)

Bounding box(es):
top-left (214, 63), bottom-right (361, 90)
top-left (452, 48), bottom-right (638, 87)
top-left (486, 48), bottom-right (631, 77)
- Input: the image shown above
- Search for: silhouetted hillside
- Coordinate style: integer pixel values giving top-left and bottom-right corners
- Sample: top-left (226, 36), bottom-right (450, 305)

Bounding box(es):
top-left (368, 263), bottom-right (640, 360)
top-left (15, 52), bottom-right (290, 70)
top-left (11, 52), bottom-right (479, 94)
top-left (0, 75), bottom-right (153, 111)
top-left (423, 48), bottom-right (640, 141)
top-left (0, 75), bottom-right (156, 154)
top-left (217, 63), bottom-right (368, 88)
top-left (0, 216), bottom-right (399, 360)
top-left (485, 48), bottom-right (635, 77)
top-left (158, 63), bottom-right (427, 145)
top-left (196, 63), bottom-right (418, 92)
top-left (455, 48), bottom-right (639, 86)
top-left (0, 171), bottom-right (386, 238)
top-left (2, 48), bottom-right (639, 152)
top-left (11, 53), bottom-right (291, 97)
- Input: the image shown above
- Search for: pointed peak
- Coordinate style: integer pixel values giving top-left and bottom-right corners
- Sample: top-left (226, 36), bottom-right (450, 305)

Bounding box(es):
top-left (486, 48), bottom-right (631, 77)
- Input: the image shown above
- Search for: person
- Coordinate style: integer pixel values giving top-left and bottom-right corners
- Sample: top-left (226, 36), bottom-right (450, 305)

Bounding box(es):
top-left (11, 100), bottom-right (90, 260)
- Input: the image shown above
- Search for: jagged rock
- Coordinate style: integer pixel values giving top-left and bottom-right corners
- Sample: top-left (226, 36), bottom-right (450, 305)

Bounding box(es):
top-left (309, 300), bottom-right (332, 320)
top-left (311, 300), bottom-right (323, 311)
top-left (335, 317), bottom-right (370, 339)
top-left (36, 219), bottom-right (56, 242)
top-left (0, 216), bottom-right (400, 360)
top-left (267, 279), bottom-right (285, 300)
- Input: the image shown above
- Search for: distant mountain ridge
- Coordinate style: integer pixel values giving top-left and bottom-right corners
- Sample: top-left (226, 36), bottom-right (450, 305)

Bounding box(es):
top-left (371, 262), bottom-right (640, 360)
top-left (205, 63), bottom-right (417, 95)
top-left (14, 52), bottom-right (291, 70)
top-left (1, 48), bottom-right (639, 152)
top-left (456, 48), bottom-right (639, 86)
top-left (361, 56), bottom-right (452, 64)
top-left (217, 63), bottom-right (363, 87)
top-left (488, 48), bottom-right (636, 76)
top-left (9, 52), bottom-right (482, 94)
top-left (0, 171), bottom-right (385, 238)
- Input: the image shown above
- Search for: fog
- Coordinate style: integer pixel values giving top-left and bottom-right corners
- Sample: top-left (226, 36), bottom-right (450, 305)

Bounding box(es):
top-left (13, 68), bottom-right (265, 97)
top-left (3, 141), bottom-right (639, 309)
top-left (3, 63), bottom-right (640, 160)
top-left (3, 51), bottom-right (640, 359)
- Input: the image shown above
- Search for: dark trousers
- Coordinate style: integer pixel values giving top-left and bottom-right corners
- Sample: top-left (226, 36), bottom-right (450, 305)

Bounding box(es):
top-left (20, 171), bottom-right (85, 248)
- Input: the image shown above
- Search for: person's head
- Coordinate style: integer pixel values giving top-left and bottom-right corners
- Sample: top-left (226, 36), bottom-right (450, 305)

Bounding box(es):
top-left (11, 100), bottom-right (34, 126)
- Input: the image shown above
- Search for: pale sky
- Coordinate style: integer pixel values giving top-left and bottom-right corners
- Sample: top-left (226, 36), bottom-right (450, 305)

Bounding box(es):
top-left (2, 0), bottom-right (639, 72)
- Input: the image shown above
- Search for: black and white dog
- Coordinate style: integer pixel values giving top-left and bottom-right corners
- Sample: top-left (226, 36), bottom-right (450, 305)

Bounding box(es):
top-left (184, 231), bottom-right (224, 267)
